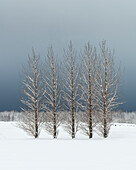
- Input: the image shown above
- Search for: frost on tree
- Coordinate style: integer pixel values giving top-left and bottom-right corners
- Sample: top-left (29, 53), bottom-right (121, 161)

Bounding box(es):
top-left (78, 42), bottom-right (96, 138)
top-left (94, 41), bottom-right (121, 138)
top-left (62, 41), bottom-right (80, 139)
top-left (18, 50), bottom-right (44, 138)
top-left (42, 46), bottom-right (62, 139)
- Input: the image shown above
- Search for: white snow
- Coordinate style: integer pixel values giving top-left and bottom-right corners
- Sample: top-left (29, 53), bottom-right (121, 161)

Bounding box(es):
top-left (0, 122), bottom-right (136, 170)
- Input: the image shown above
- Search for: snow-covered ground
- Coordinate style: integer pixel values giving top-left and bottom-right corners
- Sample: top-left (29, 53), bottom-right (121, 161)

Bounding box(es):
top-left (0, 122), bottom-right (136, 170)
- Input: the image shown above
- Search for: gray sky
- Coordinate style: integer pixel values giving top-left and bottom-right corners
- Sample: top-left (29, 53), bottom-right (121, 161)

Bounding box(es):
top-left (0, 0), bottom-right (136, 111)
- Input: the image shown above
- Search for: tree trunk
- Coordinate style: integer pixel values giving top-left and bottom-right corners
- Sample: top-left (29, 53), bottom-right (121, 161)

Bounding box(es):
top-left (89, 58), bottom-right (92, 139)
top-left (103, 101), bottom-right (107, 138)
top-left (89, 96), bottom-right (92, 138)
top-left (71, 66), bottom-right (75, 139)
top-left (104, 56), bottom-right (108, 138)
top-left (34, 69), bottom-right (38, 138)
top-left (53, 64), bottom-right (56, 139)
top-left (53, 81), bottom-right (56, 138)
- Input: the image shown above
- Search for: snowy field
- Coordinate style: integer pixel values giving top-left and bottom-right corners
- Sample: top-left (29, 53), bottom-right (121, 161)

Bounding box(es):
top-left (0, 122), bottom-right (136, 170)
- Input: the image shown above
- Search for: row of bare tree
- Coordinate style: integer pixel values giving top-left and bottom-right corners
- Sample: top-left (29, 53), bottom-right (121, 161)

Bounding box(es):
top-left (18, 41), bottom-right (121, 139)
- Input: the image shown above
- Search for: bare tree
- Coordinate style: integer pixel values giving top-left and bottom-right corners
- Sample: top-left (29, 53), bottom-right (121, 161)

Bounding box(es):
top-left (62, 41), bottom-right (79, 139)
top-left (79, 42), bottom-right (96, 138)
top-left (43, 46), bottom-right (61, 139)
top-left (94, 41), bottom-right (121, 138)
top-left (18, 49), bottom-right (44, 138)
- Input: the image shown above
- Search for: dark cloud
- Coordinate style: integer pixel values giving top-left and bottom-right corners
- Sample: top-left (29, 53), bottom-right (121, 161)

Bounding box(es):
top-left (0, 0), bottom-right (136, 111)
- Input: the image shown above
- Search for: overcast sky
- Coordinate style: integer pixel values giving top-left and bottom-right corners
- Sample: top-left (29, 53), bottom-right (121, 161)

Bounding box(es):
top-left (0, 0), bottom-right (136, 111)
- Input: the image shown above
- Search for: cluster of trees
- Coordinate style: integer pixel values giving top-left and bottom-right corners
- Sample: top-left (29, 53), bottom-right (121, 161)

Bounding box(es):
top-left (2, 110), bottom-right (135, 124)
top-left (18, 41), bottom-right (121, 139)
